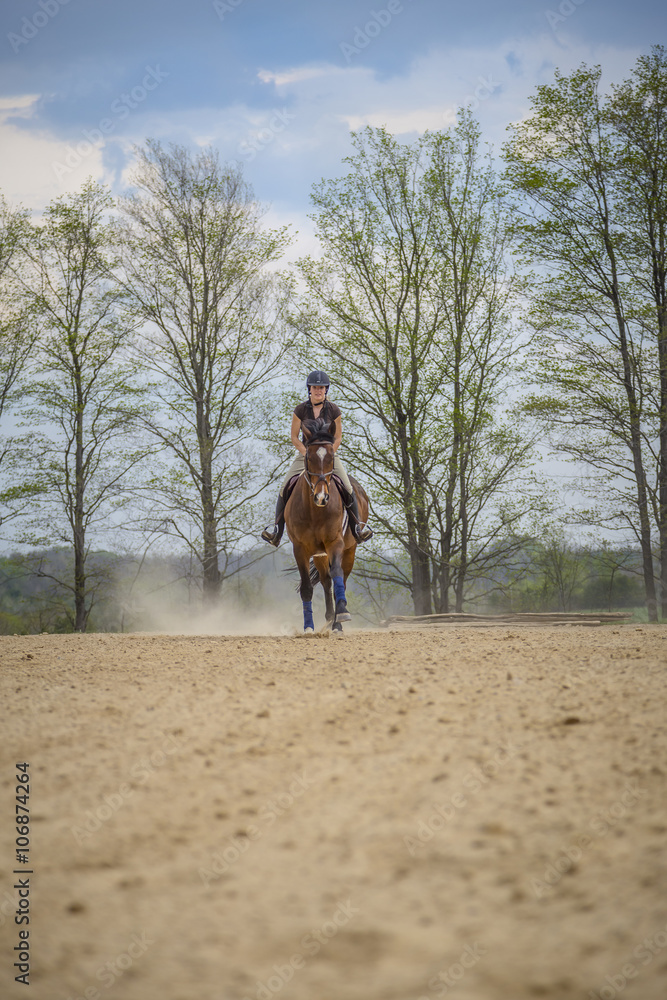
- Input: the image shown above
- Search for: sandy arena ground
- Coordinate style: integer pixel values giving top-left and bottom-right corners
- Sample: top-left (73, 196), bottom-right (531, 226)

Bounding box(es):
top-left (1, 624), bottom-right (667, 1000)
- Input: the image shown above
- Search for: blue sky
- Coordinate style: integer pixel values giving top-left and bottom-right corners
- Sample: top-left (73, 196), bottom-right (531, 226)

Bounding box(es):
top-left (0, 0), bottom-right (665, 546)
top-left (1, 0), bottom-right (666, 251)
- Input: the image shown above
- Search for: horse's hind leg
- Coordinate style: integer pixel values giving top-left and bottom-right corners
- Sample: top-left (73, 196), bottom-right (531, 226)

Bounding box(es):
top-left (313, 555), bottom-right (334, 622)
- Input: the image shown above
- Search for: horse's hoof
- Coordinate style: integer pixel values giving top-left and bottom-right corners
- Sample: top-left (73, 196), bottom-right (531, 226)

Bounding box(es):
top-left (332, 621), bottom-right (343, 633)
top-left (335, 599), bottom-right (351, 622)
top-left (304, 626), bottom-right (315, 634)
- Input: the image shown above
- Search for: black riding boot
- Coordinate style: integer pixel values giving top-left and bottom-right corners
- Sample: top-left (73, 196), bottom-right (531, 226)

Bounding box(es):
top-left (261, 494), bottom-right (286, 547)
top-left (342, 488), bottom-right (373, 542)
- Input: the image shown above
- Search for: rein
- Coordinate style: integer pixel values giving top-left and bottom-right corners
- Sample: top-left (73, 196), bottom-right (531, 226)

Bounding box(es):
top-left (304, 443), bottom-right (334, 500)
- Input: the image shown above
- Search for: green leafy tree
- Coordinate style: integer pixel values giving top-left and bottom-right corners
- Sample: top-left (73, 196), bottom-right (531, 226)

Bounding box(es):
top-left (0, 194), bottom-right (27, 276)
top-left (504, 51), bottom-right (667, 621)
top-left (0, 194), bottom-right (37, 530)
top-left (608, 46), bottom-right (667, 616)
top-left (119, 141), bottom-right (291, 605)
top-left (7, 180), bottom-right (145, 632)
top-left (295, 115), bottom-right (542, 614)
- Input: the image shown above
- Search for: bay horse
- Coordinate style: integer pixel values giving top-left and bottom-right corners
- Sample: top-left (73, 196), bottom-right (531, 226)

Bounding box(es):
top-left (284, 417), bottom-right (369, 633)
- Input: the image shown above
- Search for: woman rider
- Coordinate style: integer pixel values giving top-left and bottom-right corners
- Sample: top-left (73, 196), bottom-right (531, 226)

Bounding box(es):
top-left (261, 370), bottom-right (373, 547)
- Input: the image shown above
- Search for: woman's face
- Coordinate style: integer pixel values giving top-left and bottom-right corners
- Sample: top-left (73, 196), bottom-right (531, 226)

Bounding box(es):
top-left (309, 384), bottom-right (327, 402)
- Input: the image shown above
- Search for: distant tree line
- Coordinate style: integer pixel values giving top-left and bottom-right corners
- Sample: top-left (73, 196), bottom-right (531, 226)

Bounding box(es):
top-left (0, 47), bottom-right (666, 629)
top-left (0, 538), bottom-right (646, 635)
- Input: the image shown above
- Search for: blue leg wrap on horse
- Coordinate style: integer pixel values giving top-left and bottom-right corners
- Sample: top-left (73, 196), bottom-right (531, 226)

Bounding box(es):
top-left (332, 575), bottom-right (346, 603)
top-left (302, 600), bottom-right (314, 631)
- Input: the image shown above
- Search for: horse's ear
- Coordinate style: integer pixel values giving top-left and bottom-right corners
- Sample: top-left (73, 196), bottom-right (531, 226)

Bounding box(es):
top-left (328, 420), bottom-right (336, 438)
top-left (301, 421), bottom-right (313, 441)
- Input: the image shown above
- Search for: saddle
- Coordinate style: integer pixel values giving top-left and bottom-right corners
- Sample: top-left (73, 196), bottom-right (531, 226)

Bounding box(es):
top-left (284, 475), bottom-right (301, 505)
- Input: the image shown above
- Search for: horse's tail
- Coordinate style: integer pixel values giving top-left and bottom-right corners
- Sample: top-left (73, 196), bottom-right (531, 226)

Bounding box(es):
top-left (294, 559), bottom-right (323, 593)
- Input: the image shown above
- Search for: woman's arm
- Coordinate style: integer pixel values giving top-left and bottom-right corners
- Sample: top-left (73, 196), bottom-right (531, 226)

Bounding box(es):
top-left (291, 412), bottom-right (306, 456)
top-left (333, 415), bottom-right (342, 453)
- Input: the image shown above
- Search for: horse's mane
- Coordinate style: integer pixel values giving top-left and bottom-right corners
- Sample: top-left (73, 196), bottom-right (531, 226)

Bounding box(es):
top-left (302, 417), bottom-right (335, 444)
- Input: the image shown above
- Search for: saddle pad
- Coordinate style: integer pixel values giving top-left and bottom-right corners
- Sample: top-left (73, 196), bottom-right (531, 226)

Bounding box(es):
top-left (284, 475), bottom-right (301, 502)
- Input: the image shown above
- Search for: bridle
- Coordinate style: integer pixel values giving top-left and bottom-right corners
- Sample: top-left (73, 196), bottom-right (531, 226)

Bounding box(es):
top-left (304, 442), bottom-right (334, 504)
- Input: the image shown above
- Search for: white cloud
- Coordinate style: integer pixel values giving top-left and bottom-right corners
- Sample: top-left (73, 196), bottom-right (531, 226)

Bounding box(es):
top-left (340, 106), bottom-right (456, 134)
top-left (0, 97), bottom-right (107, 209)
top-left (262, 204), bottom-right (319, 262)
top-left (249, 33), bottom-right (646, 153)
top-left (258, 65), bottom-right (336, 87)
top-left (0, 31), bottom-right (646, 214)
top-left (0, 94), bottom-right (41, 115)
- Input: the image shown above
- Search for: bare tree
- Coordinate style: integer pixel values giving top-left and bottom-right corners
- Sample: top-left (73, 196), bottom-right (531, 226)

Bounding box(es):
top-left (119, 141), bottom-right (291, 605)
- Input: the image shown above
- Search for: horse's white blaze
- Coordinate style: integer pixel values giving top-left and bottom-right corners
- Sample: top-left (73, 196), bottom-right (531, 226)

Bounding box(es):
top-left (317, 446), bottom-right (327, 461)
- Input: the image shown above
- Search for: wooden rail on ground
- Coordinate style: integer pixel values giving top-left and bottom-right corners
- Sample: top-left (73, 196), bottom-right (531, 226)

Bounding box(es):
top-left (379, 612), bottom-right (635, 629)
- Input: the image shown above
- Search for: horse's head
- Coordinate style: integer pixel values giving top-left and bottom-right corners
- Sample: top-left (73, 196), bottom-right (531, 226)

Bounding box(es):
top-left (302, 418), bottom-right (336, 507)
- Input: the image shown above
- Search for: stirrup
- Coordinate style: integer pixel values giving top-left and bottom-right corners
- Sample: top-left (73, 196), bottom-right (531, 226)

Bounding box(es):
top-left (261, 524), bottom-right (281, 547)
top-left (354, 522), bottom-right (373, 542)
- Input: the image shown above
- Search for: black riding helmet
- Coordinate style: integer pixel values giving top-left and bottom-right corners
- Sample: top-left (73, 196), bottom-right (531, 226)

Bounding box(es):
top-left (306, 370), bottom-right (330, 393)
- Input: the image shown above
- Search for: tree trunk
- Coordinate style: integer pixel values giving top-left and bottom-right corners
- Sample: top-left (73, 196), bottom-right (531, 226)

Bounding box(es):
top-left (74, 397), bottom-right (87, 632)
top-left (454, 455), bottom-right (468, 613)
top-left (201, 491), bottom-right (221, 604)
top-left (409, 540), bottom-right (432, 615)
top-left (197, 400), bottom-right (220, 605)
top-left (412, 450), bottom-right (433, 615)
top-left (440, 449), bottom-right (458, 614)
top-left (440, 358), bottom-right (463, 614)
top-left (397, 415), bottom-right (432, 615)
top-left (614, 315), bottom-right (658, 621)
top-left (73, 529), bottom-right (87, 632)
top-left (605, 230), bottom-right (658, 622)
top-left (658, 303), bottom-right (667, 620)
top-left (436, 536), bottom-right (450, 614)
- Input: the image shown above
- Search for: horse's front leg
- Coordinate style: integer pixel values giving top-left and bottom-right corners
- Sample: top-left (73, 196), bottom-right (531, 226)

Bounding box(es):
top-left (313, 554), bottom-right (334, 622)
top-left (295, 545), bottom-right (315, 632)
top-left (329, 543), bottom-right (351, 625)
